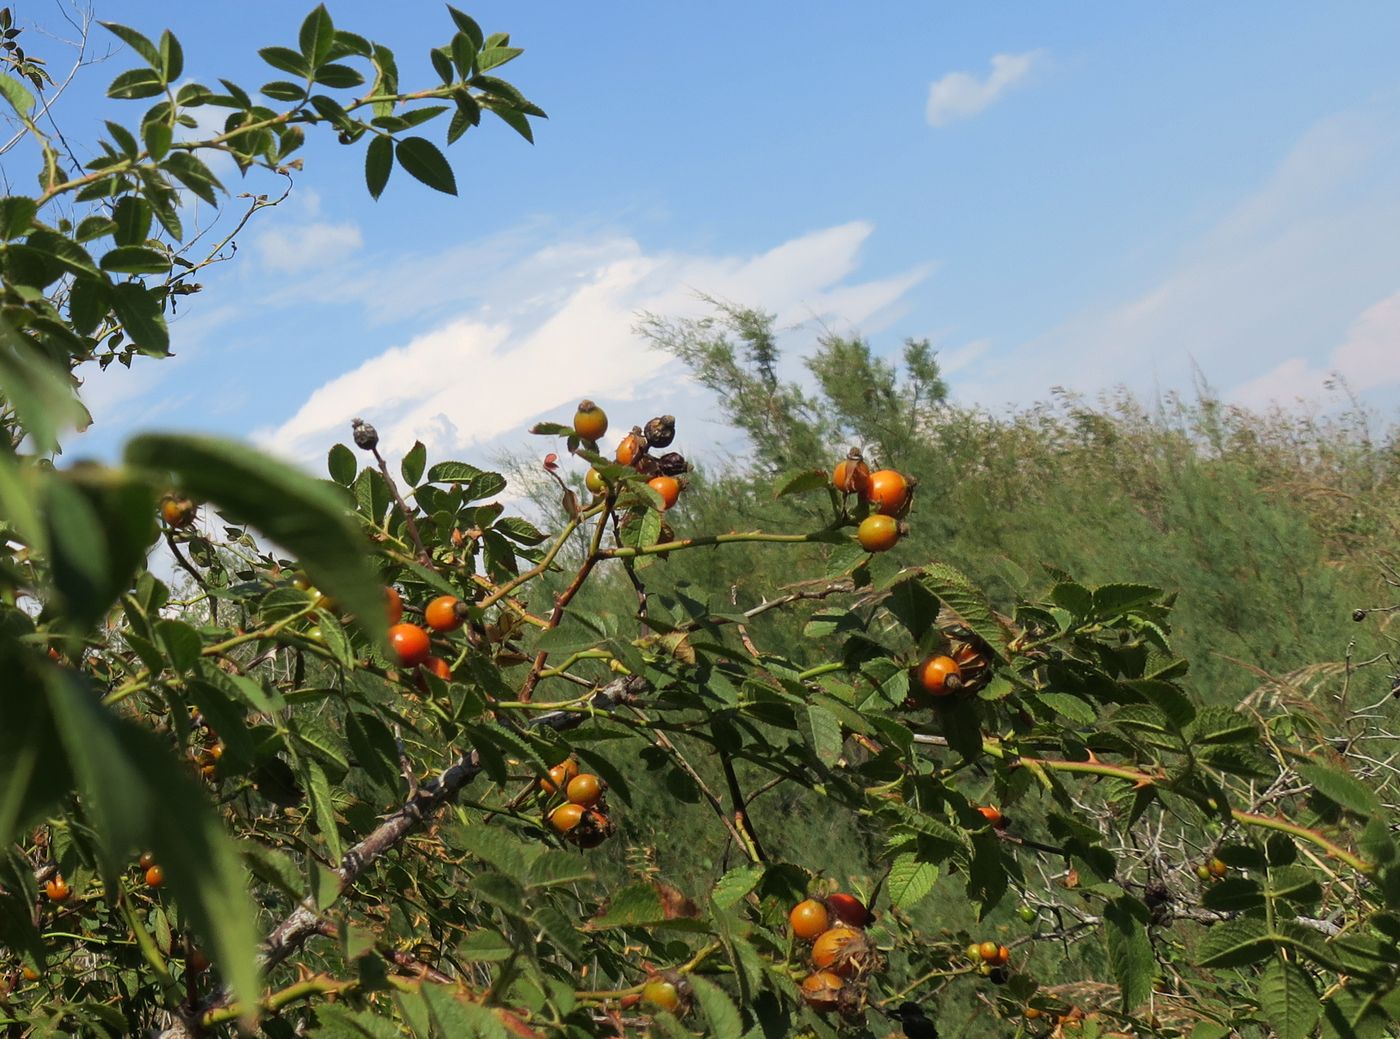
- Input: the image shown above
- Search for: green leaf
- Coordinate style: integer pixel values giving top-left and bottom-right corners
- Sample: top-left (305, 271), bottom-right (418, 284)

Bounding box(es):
top-left (395, 136), bottom-right (457, 195)
top-left (112, 196), bottom-right (153, 246)
top-left (101, 22), bottom-right (160, 66)
top-left (401, 440), bottom-right (427, 486)
top-left (1259, 957), bottom-right (1320, 1039)
top-left (143, 121), bottom-right (172, 160)
top-left (886, 851), bottom-right (938, 910)
top-left (1188, 705), bottom-right (1256, 745)
top-left (259, 45), bottom-right (309, 78)
top-left (124, 435), bottom-right (387, 647)
top-left (477, 46), bottom-right (523, 72)
top-left (711, 864), bottom-right (764, 909)
top-left (314, 63), bottom-right (364, 88)
top-left (0, 74), bottom-right (35, 115)
top-left (0, 196), bottom-right (37, 239)
top-left (774, 468), bottom-right (829, 498)
top-left (426, 460), bottom-right (484, 483)
top-left (100, 245), bottom-right (171, 275)
top-left (106, 68), bottom-right (165, 100)
top-left (805, 702), bottom-right (843, 766)
top-left (110, 282), bottom-right (169, 355)
top-left (156, 619), bottom-right (202, 672)
top-left (0, 316), bottom-right (87, 452)
top-left (689, 975), bottom-right (743, 1039)
top-left (588, 882), bottom-right (669, 929)
top-left (447, 7), bottom-right (484, 49)
top-left (490, 106), bottom-right (535, 144)
top-left (158, 30), bottom-right (183, 81)
top-left (45, 669), bottom-right (259, 1014)
top-left (1033, 691), bottom-right (1097, 725)
top-left (364, 134), bottom-right (392, 199)
top-left (303, 757), bottom-right (342, 860)
top-left (1296, 761), bottom-right (1380, 816)
top-left (261, 81), bottom-right (308, 102)
top-left (921, 562), bottom-right (1011, 655)
top-left (1049, 581), bottom-right (1093, 618)
top-left (299, 5), bottom-right (336, 67)
top-left (421, 985), bottom-right (505, 1038)
top-left (494, 516), bottom-right (546, 545)
top-left (310, 1005), bottom-right (404, 1039)
top-left (1196, 917), bottom-right (1275, 968)
top-left (1103, 896), bottom-right (1154, 1010)
top-left (328, 443), bottom-right (357, 486)
top-left (163, 152), bottom-right (224, 206)
top-left (44, 469), bottom-right (155, 632)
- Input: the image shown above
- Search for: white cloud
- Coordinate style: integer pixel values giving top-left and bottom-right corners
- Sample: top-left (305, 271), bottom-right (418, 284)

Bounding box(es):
top-left (1231, 288), bottom-right (1400, 407)
top-left (253, 221), bottom-right (363, 274)
top-left (254, 222), bottom-right (930, 464)
top-left (926, 51), bottom-right (1042, 127)
top-left (951, 110), bottom-right (1400, 411)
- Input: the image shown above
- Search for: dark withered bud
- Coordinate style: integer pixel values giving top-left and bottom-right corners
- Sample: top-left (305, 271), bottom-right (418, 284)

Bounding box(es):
top-left (643, 414), bottom-right (676, 449)
top-left (634, 454), bottom-right (662, 478)
top-left (351, 417), bottom-right (379, 451)
top-left (657, 451), bottom-right (688, 476)
top-left (1352, 609), bottom-right (1367, 622)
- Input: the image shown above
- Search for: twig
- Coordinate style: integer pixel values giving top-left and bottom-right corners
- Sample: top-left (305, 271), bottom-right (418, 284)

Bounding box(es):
top-left (187, 676), bottom-right (647, 1022)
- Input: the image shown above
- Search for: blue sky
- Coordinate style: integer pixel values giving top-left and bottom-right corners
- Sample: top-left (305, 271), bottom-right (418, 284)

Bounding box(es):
top-left (26, 1), bottom-right (1400, 468)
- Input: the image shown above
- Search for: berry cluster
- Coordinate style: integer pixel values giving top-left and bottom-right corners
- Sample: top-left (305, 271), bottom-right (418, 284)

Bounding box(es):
top-left (384, 586), bottom-right (462, 682)
top-left (966, 937), bottom-right (1013, 982)
top-left (831, 449), bottom-right (915, 553)
top-left (789, 891), bottom-right (883, 1019)
top-left (542, 758), bottom-right (615, 849)
top-left (573, 401), bottom-right (691, 514)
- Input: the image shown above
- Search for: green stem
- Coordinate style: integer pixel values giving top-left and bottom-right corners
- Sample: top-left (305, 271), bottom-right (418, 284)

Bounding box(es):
top-left (599, 528), bottom-right (837, 560)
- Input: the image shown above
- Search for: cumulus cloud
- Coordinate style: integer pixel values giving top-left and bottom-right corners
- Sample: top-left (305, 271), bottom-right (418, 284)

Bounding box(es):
top-left (926, 51), bottom-right (1042, 127)
top-left (254, 222), bottom-right (931, 464)
top-left (1231, 288), bottom-right (1400, 407)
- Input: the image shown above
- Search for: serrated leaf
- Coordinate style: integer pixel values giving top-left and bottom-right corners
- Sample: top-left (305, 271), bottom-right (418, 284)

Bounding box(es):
top-left (106, 68), bottom-right (164, 100)
top-left (259, 45), bottom-right (308, 77)
top-left (395, 136), bottom-right (456, 195)
top-left (328, 443), bottom-right (357, 485)
top-left (1091, 582), bottom-right (1163, 616)
top-left (364, 134), bottom-right (392, 199)
top-left (0, 74), bottom-right (33, 116)
top-left (589, 882), bottom-right (667, 929)
top-left (921, 562), bottom-right (1012, 655)
top-left (400, 440), bottom-right (427, 486)
top-left (0, 196), bottom-right (37, 239)
top-left (101, 22), bottom-right (160, 66)
top-left (1033, 691), bottom-right (1097, 725)
top-left (711, 864), bottom-right (764, 909)
top-left (1196, 917), bottom-right (1275, 968)
top-left (689, 975), bottom-right (743, 1039)
top-left (805, 702), bottom-right (843, 766)
top-left (1103, 896), bottom-right (1153, 1010)
top-left (299, 5), bottom-right (336, 67)
top-left (100, 245), bottom-right (170, 274)
top-left (427, 460), bottom-right (484, 483)
top-left (774, 468), bottom-right (829, 498)
top-left (1259, 957), bottom-right (1319, 1039)
top-left (886, 852), bottom-right (938, 910)
top-left (156, 618), bottom-right (201, 672)
top-left (1296, 761), bottom-right (1380, 816)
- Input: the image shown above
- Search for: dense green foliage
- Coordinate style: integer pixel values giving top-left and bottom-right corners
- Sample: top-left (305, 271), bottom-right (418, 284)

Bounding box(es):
top-left (3, 8), bottom-right (1400, 1039)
